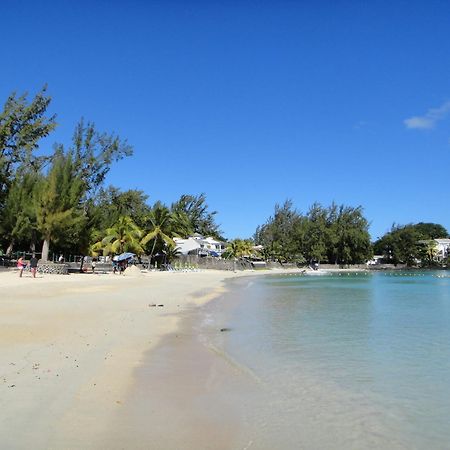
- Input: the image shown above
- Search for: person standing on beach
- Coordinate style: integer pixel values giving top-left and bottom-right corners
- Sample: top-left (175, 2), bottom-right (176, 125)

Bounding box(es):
top-left (29, 255), bottom-right (38, 278)
top-left (17, 256), bottom-right (25, 277)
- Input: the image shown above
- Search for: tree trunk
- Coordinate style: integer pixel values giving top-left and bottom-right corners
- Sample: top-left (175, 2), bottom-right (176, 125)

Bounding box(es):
top-left (41, 238), bottom-right (50, 261)
top-left (6, 240), bottom-right (14, 256)
top-left (79, 255), bottom-right (85, 272)
top-left (30, 232), bottom-right (36, 255)
top-left (149, 238), bottom-right (157, 268)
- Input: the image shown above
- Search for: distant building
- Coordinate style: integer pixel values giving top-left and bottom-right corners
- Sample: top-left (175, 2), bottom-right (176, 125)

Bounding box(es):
top-left (366, 255), bottom-right (384, 265)
top-left (435, 238), bottom-right (450, 260)
top-left (173, 237), bottom-right (201, 255)
top-left (418, 238), bottom-right (450, 262)
top-left (173, 235), bottom-right (226, 256)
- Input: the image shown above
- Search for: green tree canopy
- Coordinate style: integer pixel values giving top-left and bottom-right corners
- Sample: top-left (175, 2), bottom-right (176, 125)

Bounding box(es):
top-left (255, 200), bottom-right (372, 265)
top-left (92, 216), bottom-right (144, 256)
top-left (70, 118), bottom-right (133, 196)
top-left (0, 169), bottom-right (42, 255)
top-left (171, 193), bottom-right (221, 239)
top-left (91, 186), bottom-right (151, 231)
top-left (35, 120), bottom-right (134, 260)
top-left (35, 149), bottom-right (86, 260)
top-left (255, 200), bottom-right (305, 262)
top-left (141, 202), bottom-right (176, 260)
top-left (373, 222), bottom-right (448, 266)
top-left (222, 239), bottom-right (256, 259)
top-left (0, 86), bottom-right (56, 212)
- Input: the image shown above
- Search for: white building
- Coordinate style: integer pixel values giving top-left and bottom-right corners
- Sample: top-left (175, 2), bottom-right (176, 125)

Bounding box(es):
top-left (173, 237), bottom-right (201, 255)
top-left (435, 238), bottom-right (450, 260)
top-left (418, 238), bottom-right (450, 261)
top-left (173, 235), bottom-right (226, 256)
top-left (197, 236), bottom-right (226, 256)
top-left (366, 255), bottom-right (384, 265)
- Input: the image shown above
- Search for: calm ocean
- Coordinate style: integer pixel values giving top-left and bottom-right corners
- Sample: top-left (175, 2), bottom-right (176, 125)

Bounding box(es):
top-left (201, 271), bottom-right (450, 449)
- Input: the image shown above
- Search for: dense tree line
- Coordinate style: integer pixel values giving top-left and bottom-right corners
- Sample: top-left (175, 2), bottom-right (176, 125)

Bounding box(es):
top-left (254, 202), bottom-right (449, 267)
top-left (0, 88), bottom-right (220, 262)
top-left (373, 223), bottom-right (449, 266)
top-left (1, 88), bottom-right (448, 267)
top-left (254, 201), bottom-right (373, 265)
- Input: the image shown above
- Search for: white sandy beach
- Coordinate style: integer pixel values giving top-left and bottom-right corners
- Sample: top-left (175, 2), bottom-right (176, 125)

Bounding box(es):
top-left (0, 268), bottom-right (254, 449)
top-left (2, 265), bottom-right (325, 449)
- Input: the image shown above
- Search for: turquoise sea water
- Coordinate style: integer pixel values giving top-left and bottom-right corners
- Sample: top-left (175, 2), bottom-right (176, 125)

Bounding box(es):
top-left (203, 271), bottom-right (450, 449)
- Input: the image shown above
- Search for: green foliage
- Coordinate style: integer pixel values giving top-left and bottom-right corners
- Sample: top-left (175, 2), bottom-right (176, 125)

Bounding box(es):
top-left (374, 223), bottom-right (449, 266)
top-left (255, 200), bottom-right (372, 264)
top-left (3, 87), bottom-right (444, 268)
top-left (169, 209), bottom-right (194, 238)
top-left (163, 242), bottom-right (182, 263)
top-left (421, 240), bottom-right (439, 266)
top-left (141, 202), bottom-right (176, 258)
top-left (70, 118), bottom-right (133, 195)
top-left (304, 203), bottom-right (328, 263)
top-left (0, 86), bottom-right (56, 214)
top-left (171, 193), bottom-right (221, 239)
top-left (37, 120), bottom-right (133, 258)
top-left (92, 186), bottom-right (151, 231)
top-left (411, 223), bottom-right (448, 239)
top-left (222, 239), bottom-right (255, 259)
top-left (92, 216), bottom-right (144, 256)
top-left (0, 87), bottom-right (56, 243)
top-left (326, 203), bottom-right (373, 264)
top-left (0, 169), bottom-right (42, 254)
top-left (35, 149), bottom-right (86, 260)
top-left (255, 200), bottom-right (305, 262)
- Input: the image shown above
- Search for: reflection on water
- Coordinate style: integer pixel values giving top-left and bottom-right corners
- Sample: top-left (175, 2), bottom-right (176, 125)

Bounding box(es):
top-left (204, 271), bottom-right (450, 450)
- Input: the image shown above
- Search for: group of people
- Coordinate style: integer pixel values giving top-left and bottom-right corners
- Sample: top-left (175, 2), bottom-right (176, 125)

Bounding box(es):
top-left (17, 255), bottom-right (39, 278)
top-left (112, 259), bottom-right (128, 274)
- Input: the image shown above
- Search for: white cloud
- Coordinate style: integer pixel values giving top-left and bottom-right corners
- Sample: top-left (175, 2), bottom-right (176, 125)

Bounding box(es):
top-left (404, 116), bottom-right (434, 129)
top-left (404, 100), bottom-right (450, 130)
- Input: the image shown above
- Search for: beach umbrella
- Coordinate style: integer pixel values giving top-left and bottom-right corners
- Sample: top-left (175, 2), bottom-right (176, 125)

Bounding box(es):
top-left (113, 252), bottom-right (136, 262)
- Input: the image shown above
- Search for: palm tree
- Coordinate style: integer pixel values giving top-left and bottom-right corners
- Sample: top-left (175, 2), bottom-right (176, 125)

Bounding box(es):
top-left (163, 242), bottom-right (182, 265)
top-left (170, 209), bottom-right (194, 238)
top-left (222, 239), bottom-right (255, 259)
top-left (141, 202), bottom-right (176, 262)
top-left (95, 216), bottom-right (143, 256)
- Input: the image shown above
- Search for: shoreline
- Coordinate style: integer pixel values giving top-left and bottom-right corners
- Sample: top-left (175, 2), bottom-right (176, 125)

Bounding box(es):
top-left (1, 266), bottom-right (429, 448)
top-left (0, 270), bottom-right (238, 448)
top-left (0, 268), bottom-right (293, 449)
top-left (103, 281), bottom-right (259, 450)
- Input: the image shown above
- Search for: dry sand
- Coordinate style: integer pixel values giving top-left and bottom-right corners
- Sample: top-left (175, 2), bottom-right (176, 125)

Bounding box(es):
top-left (1, 267), bottom-right (293, 449)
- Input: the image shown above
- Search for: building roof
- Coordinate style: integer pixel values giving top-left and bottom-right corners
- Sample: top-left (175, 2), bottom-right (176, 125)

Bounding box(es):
top-left (173, 237), bottom-right (201, 255)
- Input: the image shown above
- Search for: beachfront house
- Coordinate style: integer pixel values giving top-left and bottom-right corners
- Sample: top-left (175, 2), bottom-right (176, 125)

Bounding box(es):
top-left (418, 238), bottom-right (450, 262)
top-left (197, 236), bottom-right (226, 256)
top-left (435, 238), bottom-right (450, 260)
top-left (172, 237), bottom-right (201, 256)
top-left (173, 235), bottom-right (226, 257)
top-left (366, 255), bottom-right (384, 266)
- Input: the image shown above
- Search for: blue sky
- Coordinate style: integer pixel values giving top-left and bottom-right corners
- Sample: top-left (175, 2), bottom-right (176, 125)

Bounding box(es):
top-left (2, 0), bottom-right (450, 240)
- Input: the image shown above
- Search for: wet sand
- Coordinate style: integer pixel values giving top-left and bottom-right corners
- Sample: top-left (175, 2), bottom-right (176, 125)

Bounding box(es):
top-left (0, 269), bottom-right (243, 449)
top-left (104, 307), bottom-right (260, 450)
